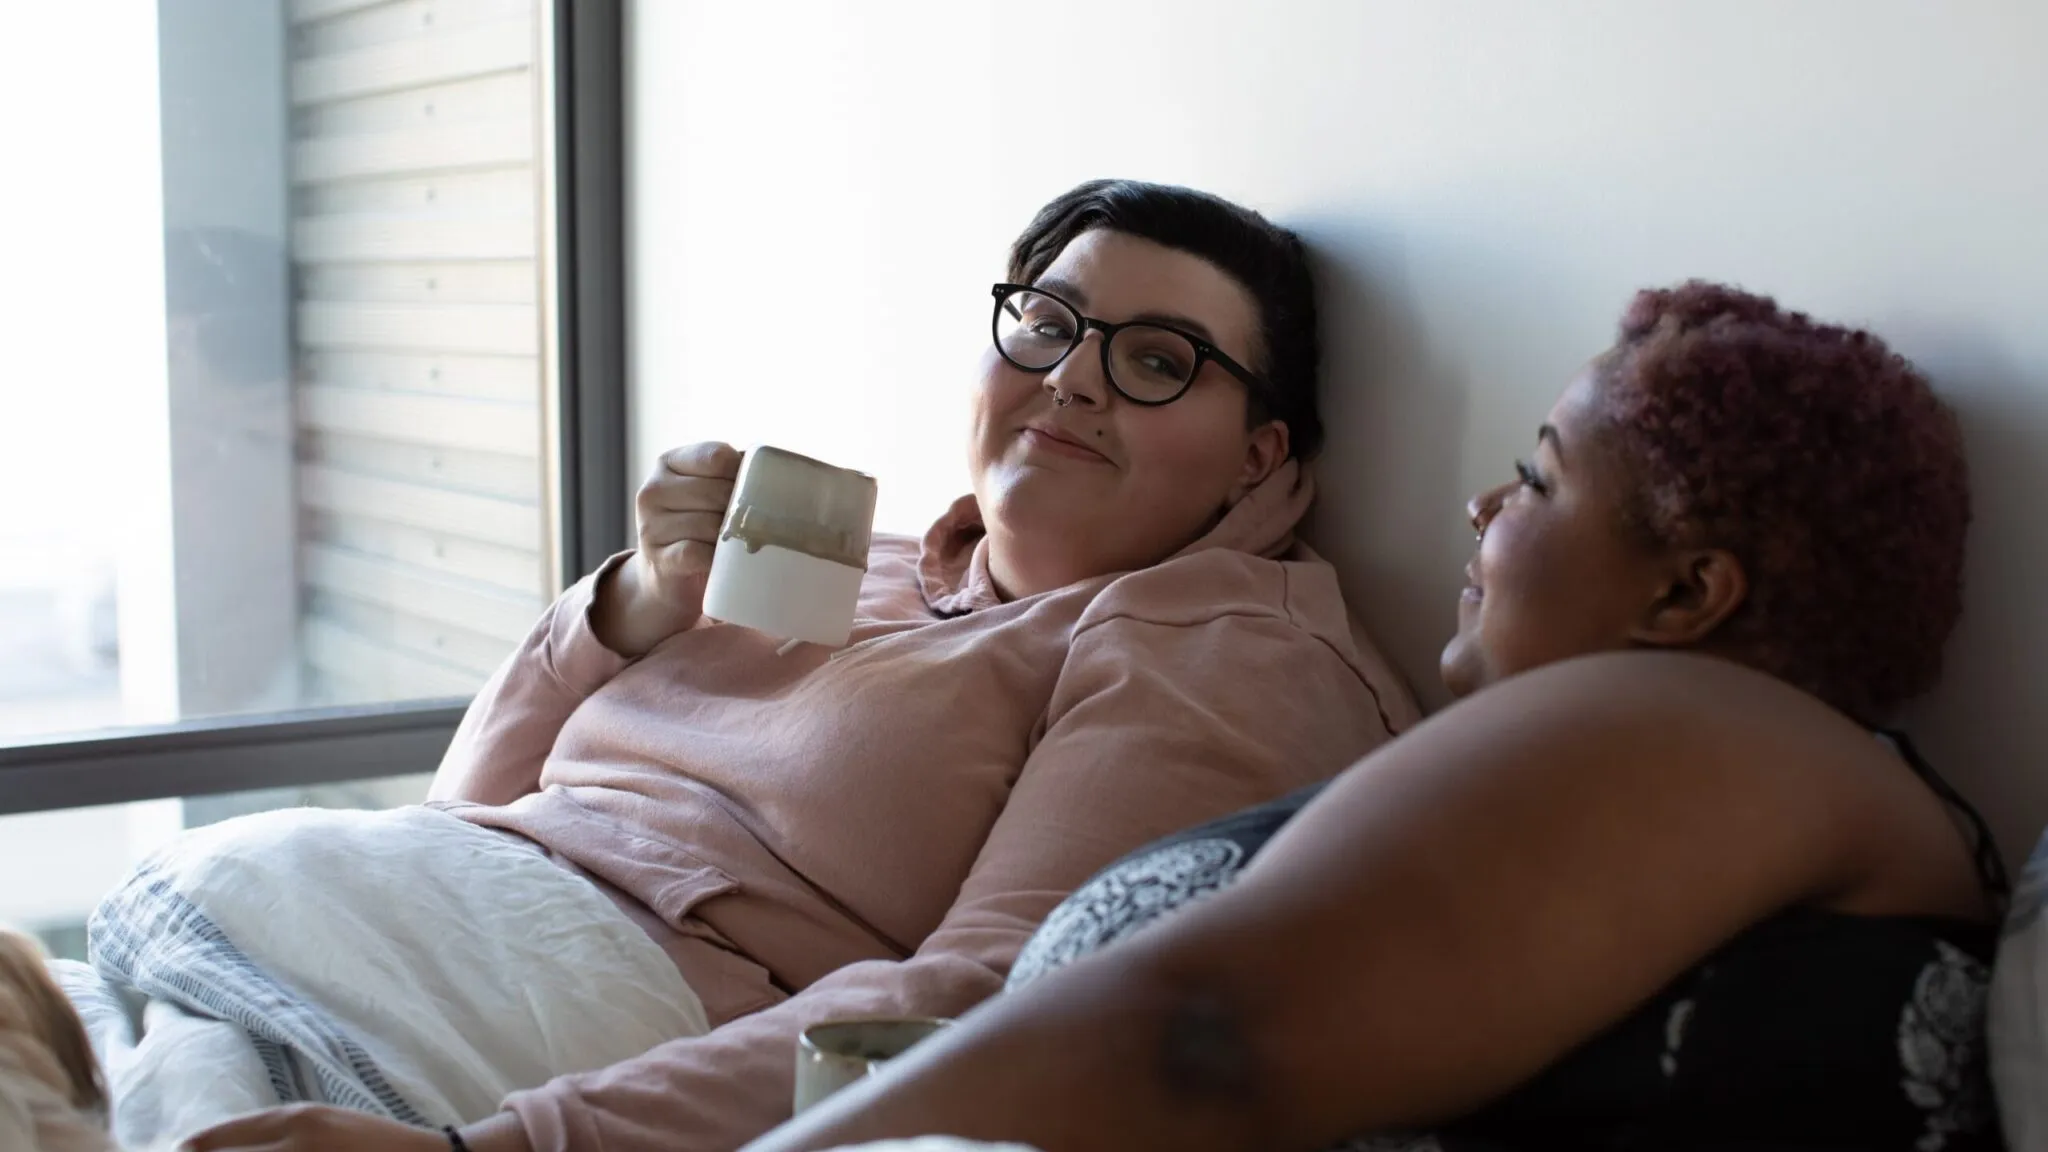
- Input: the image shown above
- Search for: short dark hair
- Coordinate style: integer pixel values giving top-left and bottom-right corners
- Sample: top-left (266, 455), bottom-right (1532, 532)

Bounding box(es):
top-left (1007, 179), bottom-right (1324, 460)
top-left (1595, 281), bottom-right (1970, 723)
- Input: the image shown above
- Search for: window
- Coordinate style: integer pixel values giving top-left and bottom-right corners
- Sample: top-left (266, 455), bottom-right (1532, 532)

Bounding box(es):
top-left (0, 0), bottom-right (624, 952)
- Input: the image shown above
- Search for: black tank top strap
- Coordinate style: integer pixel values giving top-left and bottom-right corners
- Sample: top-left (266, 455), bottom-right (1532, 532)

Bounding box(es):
top-left (1877, 728), bottom-right (2010, 907)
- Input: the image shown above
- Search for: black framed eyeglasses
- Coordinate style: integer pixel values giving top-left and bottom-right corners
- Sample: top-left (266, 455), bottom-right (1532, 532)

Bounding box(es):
top-left (990, 283), bottom-right (1266, 407)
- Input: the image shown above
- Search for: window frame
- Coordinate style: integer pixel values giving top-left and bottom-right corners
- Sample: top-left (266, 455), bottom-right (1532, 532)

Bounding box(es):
top-left (0, 0), bottom-right (626, 815)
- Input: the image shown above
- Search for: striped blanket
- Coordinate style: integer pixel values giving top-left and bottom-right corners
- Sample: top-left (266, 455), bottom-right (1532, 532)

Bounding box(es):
top-left (55, 805), bottom-right (706, 1148)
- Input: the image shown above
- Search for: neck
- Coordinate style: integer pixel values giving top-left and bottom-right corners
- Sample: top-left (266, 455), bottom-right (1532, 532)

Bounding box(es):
top-left (984, 522), bottom-right (1087, 601)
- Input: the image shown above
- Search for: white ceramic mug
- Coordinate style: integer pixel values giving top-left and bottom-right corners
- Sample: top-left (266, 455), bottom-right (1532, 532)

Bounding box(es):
top-left (792, 1017), bottom-right (950, 1114)
top-left (701, 446), bottom-right (877, 647)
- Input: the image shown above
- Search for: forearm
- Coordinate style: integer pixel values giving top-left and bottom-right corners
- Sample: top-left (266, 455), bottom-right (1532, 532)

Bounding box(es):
top-left (747, 952), bottom-right (1274, 1152)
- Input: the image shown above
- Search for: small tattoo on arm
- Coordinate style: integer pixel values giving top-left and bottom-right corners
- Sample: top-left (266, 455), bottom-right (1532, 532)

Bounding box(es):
top-left (1158, 989), bottom-right (1258, 1101)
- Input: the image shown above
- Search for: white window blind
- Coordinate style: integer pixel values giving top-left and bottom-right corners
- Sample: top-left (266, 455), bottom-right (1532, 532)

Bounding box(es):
top-left (287, 0), bottom-right (549, 704)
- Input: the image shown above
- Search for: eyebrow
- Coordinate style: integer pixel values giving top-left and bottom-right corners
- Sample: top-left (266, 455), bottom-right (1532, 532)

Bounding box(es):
top-left (1537, 424), bottom-right (1562, 452)
top-left (1032, 276), bottom-right (1221, 346)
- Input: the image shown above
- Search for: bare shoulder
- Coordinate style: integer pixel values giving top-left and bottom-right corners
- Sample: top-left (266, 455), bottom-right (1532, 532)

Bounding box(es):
top-left (1273, 651), bottom-right (1984, 921)
top-left (1411, 650), bottom-right (1894, 779)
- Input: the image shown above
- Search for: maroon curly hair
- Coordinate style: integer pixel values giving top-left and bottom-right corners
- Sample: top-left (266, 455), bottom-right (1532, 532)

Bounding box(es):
top-left (1592, 281), bottom-right (1970, 723)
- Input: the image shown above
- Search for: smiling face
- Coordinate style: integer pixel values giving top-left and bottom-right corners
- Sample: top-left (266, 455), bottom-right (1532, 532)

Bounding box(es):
top-left (969, 229), bottom-right (1287, 598)
top-left (1441, 369), bottom-right (1695, 697)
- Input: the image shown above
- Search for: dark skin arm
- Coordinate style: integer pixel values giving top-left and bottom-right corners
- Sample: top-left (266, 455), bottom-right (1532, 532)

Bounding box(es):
top-left (746, 652), bottom-right (1988, 1152)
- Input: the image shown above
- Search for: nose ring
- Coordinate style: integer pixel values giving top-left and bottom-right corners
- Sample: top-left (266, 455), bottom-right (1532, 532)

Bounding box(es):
top-left (1052, 390), bottom-right (1073, 408)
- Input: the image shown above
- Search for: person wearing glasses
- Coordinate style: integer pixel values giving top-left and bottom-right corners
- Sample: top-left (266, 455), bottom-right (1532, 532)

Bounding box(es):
top-left (173, 181), bottom-right (1417, 1152)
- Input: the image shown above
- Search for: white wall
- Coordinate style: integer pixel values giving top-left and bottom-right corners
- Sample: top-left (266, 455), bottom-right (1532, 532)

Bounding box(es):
top-left (626, 0), bottom-right (2048, 865)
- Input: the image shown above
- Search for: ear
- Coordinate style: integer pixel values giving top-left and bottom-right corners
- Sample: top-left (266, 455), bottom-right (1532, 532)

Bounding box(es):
top-left (1228, 419), bottom-right (1290, 503)
top-left (1629, 548), bottom-right (1747, 648)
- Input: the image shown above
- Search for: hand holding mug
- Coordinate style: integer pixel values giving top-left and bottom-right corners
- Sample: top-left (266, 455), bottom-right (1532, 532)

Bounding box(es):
top-left (594, 442), bottom-right (742, 657)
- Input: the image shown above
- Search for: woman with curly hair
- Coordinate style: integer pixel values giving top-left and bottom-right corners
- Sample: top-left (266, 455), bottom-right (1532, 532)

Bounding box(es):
top-left (750, 282), bottom-right (2006, 1152)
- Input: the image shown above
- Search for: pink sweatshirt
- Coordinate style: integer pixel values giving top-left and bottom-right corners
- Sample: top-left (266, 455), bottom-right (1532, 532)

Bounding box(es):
top-left (426, 460), bottom-right (1416, 1151)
